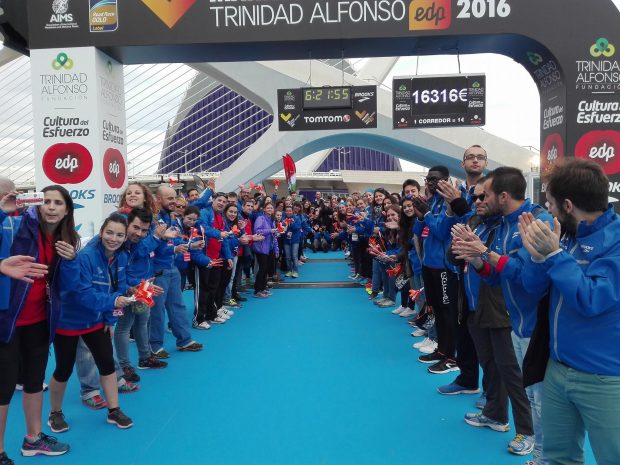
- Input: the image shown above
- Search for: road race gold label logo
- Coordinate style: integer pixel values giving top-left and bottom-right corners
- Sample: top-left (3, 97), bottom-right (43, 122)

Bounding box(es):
top-left (408, 0), bottom-right (451, 30)
top-left (142, 0), bottom-right (197, 28)
top-left (89, 0), bottom-right (119, 32)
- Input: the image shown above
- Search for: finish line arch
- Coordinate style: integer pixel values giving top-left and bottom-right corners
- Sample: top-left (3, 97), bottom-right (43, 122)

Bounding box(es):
top-left (1, 0), bottom-right (619, 207)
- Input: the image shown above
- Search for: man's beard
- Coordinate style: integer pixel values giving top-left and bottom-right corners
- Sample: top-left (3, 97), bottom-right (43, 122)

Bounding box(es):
top-left (558, 208), bottom-right (578, 237)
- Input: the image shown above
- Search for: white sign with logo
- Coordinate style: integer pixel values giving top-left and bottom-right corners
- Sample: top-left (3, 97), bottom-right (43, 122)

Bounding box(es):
top-left (31, 47), bottom-right (127, 238)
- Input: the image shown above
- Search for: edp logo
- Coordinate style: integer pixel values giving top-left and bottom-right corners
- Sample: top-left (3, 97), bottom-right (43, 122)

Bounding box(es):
top-left (109, 160), bottom-right (120, 177)
top-left (55, 154), bottom-right (79, 172)
top-left (547, 145), bottom-right (558, 161)
top-left (589, 143), bottom-right (615, 162)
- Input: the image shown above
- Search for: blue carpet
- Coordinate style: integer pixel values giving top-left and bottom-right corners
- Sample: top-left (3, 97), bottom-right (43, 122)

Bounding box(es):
top-left (5, 259), bottom-right (594, 465)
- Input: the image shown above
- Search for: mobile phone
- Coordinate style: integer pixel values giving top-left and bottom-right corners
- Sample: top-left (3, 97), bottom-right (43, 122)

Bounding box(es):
top-left (16, 192), bottom-right (44, 208)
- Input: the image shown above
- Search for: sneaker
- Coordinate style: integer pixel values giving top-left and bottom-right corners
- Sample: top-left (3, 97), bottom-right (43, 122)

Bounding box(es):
top-left (47, 411), bottom-right (69, 433)
top-left (82, 394), bottom-right (107, 410)
top-left (285, 271), bottom-right (293, 277)
top-left (437, 382), bottom-right (480, 395)
top-left (224, 299), bottom-right (241, 309)
top-left (21, 432), bottom-right (69, 457)
top-left (413, 337), bottom-right (432, 349)
top-left (152, 348), bottom-right (170, 359)
top-left (508, 434), bottom-right (535, 456)
top-left (107, 408), bottom-right (133, 429)
top-left (193, 321), bottom-right (211, 330)
top-left (177, 341), bottom-right (203, 352)
top-left (138, 355), bottom-right (168, 369)
top-left (377, 299), bottom-right (396, 308)
top-left (253, 292), bottom-right (268, 299)
top-left (0, 452), bottom-right (13, 465)
top-left (464, 412), bottom-right (510, 432)
top-left (428, 359), bottom-right (460, 374)
top-left (419, 340), bottom-right (438, 354)
top-left (291, 272), bottom-right (299, 278)
top-left (476, 392), bottom-right (488, 410)
top-left (391, 306), bottom-right (406, 315)
top-left (217, 310), bottom-right (231, 320)
top-left (118, 381), bottom-right (140, 394)
top-left (233, 295), bottom-right (247, 302)
top-left (373, 298), bottom-right (387, 306)
top-left (411, 327), bottom-right (427, 337)
top-left (220, 308), bottom-right (234, 317)
top-left (209, 316), bottom-right (227, 324)
top-left (122, 366), bottom-right (140, 383)
top-left (368, 292), bottom-right (379, 300)
top-left (399, 308), bottom-right (416, 317)
top-left (523, 461), bottom-right (536, 465)
top-left (418, 350), bottom-right (444, 364)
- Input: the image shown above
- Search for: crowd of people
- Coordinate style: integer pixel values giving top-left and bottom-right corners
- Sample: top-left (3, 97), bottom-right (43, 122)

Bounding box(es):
top-left (0, 147), bottom-right (619, 465)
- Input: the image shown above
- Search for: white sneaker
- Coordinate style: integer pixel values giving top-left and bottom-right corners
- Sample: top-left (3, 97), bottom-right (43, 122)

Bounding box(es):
top-left (391, 306), bottom-right (406, 315)
top-left (399, 307), bottom-right (416, 317)
top-left (413, 337), bottom-right (432, 349)
top-left (411, 327), bottom-right (427, 337)
top-left (195, 321), bottom-right (211, 330)
top-left (220, 308), bottom-right (234, 317)
top-left (217, 310), bottom-right (231, 320)
top-left (209, 316), bottom-right (227, 324)
top-left (419, 340), bottom-right (438, 354)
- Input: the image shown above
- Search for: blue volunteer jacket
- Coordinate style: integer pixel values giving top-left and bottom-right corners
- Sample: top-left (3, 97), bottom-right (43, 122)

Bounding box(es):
top-left (0, 210), bottom-right (20, 311)
top-left (480, 199), bottom-right (552, 337)
top-left (60, 238), bottom-right (129, 330)
top-left (126, 234), bottom-right (160, 286)
top-left (521, 206), bottom-right (620, 376)
top-left (415, 193), bottom-right (457, 269)
top-left (283, 213), bottom-right (302, 245)
top-left (0, 207), bottom-right (79, 343)
top-left (153, 209), bottom-right (184, 271)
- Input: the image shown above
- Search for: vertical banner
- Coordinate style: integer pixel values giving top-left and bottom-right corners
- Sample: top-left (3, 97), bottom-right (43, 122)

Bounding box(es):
top-left (31, 47), bottom-right (127, 237)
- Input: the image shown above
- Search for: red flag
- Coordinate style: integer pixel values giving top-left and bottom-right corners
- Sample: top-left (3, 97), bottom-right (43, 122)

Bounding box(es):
top-left (282, 153), bottom-right (297, 193)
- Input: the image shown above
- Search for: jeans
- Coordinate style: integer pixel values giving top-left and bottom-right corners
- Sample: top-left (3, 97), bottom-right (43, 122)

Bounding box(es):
top-left (150, 267), bottom-right (192, 352)
top-left (381, 263), bottom-right (396, 301)
top-left (371, 259), bottom-right (383, 294)
top-left (114, 307), bottom-right (151, 367)
top-left (76, 339), bottom-right (125, 400)
top-left (284, 243), bottom-right (299, 273)
top-left (224, 256), bottom-right (238, 301)
top-left (543, 359), bottom-right (620, 465)
top-left (512, 332), bottom-right (547, 465)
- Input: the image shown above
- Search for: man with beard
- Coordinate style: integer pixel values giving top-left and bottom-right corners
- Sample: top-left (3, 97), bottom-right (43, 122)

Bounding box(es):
top-left (150, 186), bottom-right (203, 358)
top-left (518, 159), bottom-right (620, 465)
top-left (452, 167), bottom-right (552, 462)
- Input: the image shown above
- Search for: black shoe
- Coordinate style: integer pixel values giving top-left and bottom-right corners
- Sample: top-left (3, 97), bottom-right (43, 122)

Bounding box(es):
top-left (152, 348), bottom-right (170, 359)
top-left (138, 355), bottom-right (168, 369)
top-left (428, 358), bottom-right (460, 374)
top-left (122, 366), bottom-right (140, 383)
top-left (418, 350), bottom-right (444, 364)
top-left (47, 410), bottom-right (69, 433)
top-left (0, 452), bottom-right (14, 465)
top-left (107, 408), bottom-right (133, 429)
top-left (233, 295), bottom-right (247, 302)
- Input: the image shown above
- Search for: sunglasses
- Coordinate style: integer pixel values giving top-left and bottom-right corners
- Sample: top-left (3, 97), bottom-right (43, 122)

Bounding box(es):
top-left (471, 193), bottom-right (486, 202)
top-left (424, 176), bottom-right (448, 183)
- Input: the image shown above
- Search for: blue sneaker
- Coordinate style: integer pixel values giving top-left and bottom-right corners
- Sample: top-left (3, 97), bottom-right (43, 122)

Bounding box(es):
top-left (437, 382), bottom-right (480, 395)
top-left (475, 391), bottom-right (487, 410)
top-left (464, 412), bottom-right (510, 432)
top-left (21, 432), bottom-right (70, 456)
top-left (508, 434), bottom-right (535, 455)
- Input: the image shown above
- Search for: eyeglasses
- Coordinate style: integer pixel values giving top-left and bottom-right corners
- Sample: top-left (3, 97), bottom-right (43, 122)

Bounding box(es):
top-left (471, 193), bottom-right (486, 202)
top-left (424, 176), bottom-right (447, 183)
top-left (464, 154), bottom-right (488, 162)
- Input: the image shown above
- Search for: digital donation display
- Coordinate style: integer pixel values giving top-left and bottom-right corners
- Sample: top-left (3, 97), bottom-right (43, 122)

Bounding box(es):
top-left (393, 74), bottom-right (485, 129)
top-left (278, 86), bottom-right (377, 131)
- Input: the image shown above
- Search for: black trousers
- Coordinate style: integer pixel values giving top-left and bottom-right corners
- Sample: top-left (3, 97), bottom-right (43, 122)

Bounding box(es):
top-left (454, 308), bottom-right (481, 389)
top-left (194, 266), bottom-right (212, 324)
top-left (232, 255), bottom-right (244, 297)
top-left (53, 327), bottom-right (115, 383)
top-left (254, 252), bottom-right (270, 293)
top-left (422, 266), bottom-right (459, 359)
top-left (215, 265), bottom-right (233, 308)
top-left (467, 318), bottom-right (534, 435)
top-left (0, 321), bottom-right (49, 404)
top-left (359, 238), bottom-right (372, 278)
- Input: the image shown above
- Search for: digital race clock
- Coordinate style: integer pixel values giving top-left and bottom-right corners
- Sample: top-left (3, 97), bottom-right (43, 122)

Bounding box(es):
top-left (302, 86), bottom-right (352, 110)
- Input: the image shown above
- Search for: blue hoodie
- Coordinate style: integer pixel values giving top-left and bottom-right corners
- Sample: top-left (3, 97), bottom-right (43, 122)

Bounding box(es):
top-left (0, 207), bottom-right (79, 343)
top-left (520, 206), bottom-right (620, 376)
top-left (480, 199), bottom-right (552, 337)
top-left (60, 238), bottom-right (129, 330)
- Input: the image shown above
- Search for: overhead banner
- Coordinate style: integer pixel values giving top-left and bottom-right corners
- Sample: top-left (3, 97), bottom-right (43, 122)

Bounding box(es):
top-left (393, 74), bottom-right (485, 129)
top-left (277, 85), bottom-right (377, 131)
top-left (31, 47), bottom-right (127, 237)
